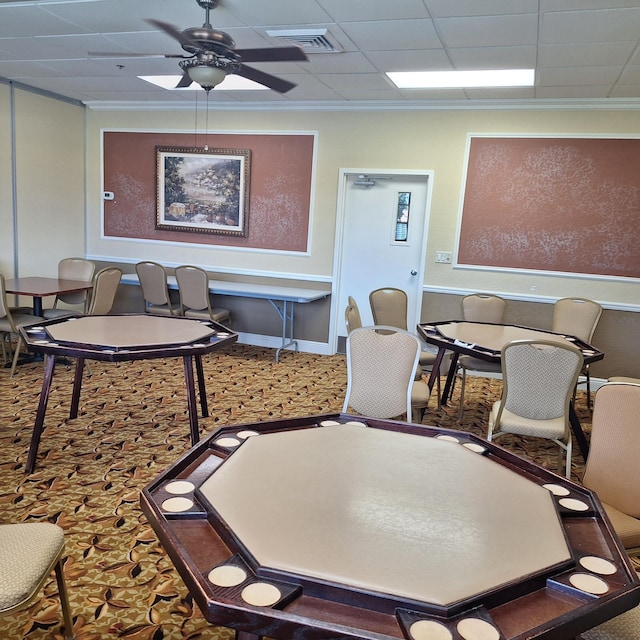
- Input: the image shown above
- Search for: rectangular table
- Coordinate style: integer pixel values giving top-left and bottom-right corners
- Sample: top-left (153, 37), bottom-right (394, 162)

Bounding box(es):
top-left (121, 273), bottom-right (330, 362)
top-left (5, 276), bottom-right (93, 316)
top-left (417, 321), bottom-right (605, 460)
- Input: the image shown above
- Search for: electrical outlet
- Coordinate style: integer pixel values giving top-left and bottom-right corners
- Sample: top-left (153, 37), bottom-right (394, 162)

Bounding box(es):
top-left (435, 251), bottom-right (452, 264)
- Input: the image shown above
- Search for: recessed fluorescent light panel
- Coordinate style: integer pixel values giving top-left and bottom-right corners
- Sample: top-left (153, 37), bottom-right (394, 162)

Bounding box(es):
top-left (139, 75), bottom-right (268, 91)
top-left (387, 69), bottom-right (535, 89)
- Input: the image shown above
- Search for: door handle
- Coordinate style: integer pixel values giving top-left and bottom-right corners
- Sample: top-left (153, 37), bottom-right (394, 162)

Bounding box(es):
top-left (410, 270), bottom-right (418, 276)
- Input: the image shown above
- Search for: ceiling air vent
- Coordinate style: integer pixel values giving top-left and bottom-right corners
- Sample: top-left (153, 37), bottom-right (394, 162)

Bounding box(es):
top-left (265, 29), bottom-right (342, 54)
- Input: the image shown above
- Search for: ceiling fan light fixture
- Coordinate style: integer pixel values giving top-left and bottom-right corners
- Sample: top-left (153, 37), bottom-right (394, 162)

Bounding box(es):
top-left (184, 63), bottom-right (227, 90)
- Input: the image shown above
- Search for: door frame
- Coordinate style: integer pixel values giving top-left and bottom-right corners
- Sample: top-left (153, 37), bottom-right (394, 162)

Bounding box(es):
top-left (330, 168), bottom-right (434, 354)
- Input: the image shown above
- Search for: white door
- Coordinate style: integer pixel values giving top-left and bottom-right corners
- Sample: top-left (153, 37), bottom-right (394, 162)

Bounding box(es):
top-left (332, 169), bottom-right (433, 351)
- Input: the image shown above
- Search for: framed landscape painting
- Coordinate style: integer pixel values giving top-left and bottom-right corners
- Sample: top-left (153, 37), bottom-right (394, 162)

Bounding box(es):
top-left (156, 146), bottom-right (250, 236)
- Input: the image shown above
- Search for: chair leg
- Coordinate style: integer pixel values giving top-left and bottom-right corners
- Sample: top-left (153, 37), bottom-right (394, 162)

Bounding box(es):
top-left (54, 558), bottom-right (75, 640)
top-left (585, 367), bottom-right (592, 410)
top-left (458, 368), bottom-right (467, 419)
top-left (9, 335), bottom-right (24, 378)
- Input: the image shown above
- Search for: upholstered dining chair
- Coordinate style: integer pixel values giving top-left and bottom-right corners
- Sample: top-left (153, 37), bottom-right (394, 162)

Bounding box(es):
top-left (552, 297), bottom-right (602, 409)
top-left (344, 295), bottom-right (363, 333)
top-left (369, 287), bottom-right (409, 332)
top-left (580, 596), bottom-right (640, 640)
top-left (85, 266), bottom-right (122, 315)
top-left (456, 293), bottom-right (507, 418)
top-left (487, 339), bottom-right (583, 478)
top-left (581, 382), bottom-right (640, 557)
top-left (0, 273), bottom-right (41, 377)
top-left (368, 286), bottom-right (446, 405)
top-left (43, 257), bottom-right (95, 319)
top-left (135, 261), bottom-right (175, 316)
top-left (175, 265), bottom-right (231, 326)
top-left (342, 325), bottom-right (430, 423)
top-left (0, 522), bottom-right (75, 639)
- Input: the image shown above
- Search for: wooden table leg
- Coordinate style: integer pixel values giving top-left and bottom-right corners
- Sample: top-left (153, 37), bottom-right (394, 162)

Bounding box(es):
top-left (26, 354), bottom-right (56, 474)
top-left (183, 355), bottom-right (200, 445)
top-left (569, 401), bottom-right (589, 461)
top-left (441, 352), bottom-right (460, 406)
top-left (195, 354), bottom-right (209, 418)
top-left (69, 357), bottom-right (85, 419)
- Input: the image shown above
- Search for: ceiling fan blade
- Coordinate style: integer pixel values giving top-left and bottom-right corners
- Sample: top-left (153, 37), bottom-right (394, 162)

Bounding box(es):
top-left (234, 46), bottom-right (308, 63)
top-left (146, 18), bottom-right (200, 50)
top-left (176, 72), bottom-right (194, 88)
top-left (89, 51), bottom-right (188, 59)
top-left (236, 64), bottom-right (296, 93)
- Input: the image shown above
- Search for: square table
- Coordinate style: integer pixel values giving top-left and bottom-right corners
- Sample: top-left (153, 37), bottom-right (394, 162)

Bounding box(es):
top-left (20, 314), bottom-right (237, 473)
top-left (141, 414), bottom-right (640, 640)
top-left (5, 276), bottom-right (94, 316)
top-left (417, 321), bottom-right (605, 460)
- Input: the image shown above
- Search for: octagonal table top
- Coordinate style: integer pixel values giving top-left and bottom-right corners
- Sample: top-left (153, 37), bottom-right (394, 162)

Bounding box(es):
top-left (141, 414), bottom-right (640, 640)
top-left (198, 423), bottom-right (570, 607)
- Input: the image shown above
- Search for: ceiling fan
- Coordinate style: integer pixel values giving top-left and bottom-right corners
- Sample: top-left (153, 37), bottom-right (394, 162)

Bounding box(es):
top-left (89, 0), bottom-right (308, 93)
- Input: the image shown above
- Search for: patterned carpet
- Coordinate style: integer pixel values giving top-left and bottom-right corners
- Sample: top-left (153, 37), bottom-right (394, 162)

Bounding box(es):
top-left (0, 343), bottom-right (596, 639)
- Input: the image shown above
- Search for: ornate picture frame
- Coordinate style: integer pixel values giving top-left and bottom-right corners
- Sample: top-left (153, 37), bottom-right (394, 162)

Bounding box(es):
top-left (156, 146), bottom-right (250, 236)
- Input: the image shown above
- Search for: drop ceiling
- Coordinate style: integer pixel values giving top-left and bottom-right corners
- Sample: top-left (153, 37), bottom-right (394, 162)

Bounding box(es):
top-left (1, 0), bottom-right (640, 110)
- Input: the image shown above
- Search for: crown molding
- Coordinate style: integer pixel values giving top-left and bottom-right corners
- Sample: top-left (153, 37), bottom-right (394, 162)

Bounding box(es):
top-left (84, 97), bottom-right (640, 112)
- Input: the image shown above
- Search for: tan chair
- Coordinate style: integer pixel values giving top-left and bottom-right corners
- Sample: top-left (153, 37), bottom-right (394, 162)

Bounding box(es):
top-left (581, 382), bottom-right (640, 557)
top-left (487, 339), bottom-right (583, 478)
top-left (369, 286), bottom-right (446, 404)
top-left (175, 265), bottom-right (231, 326)
top-left (342, 325), bottom-right (430, 423)
top-left (552, 297), bottom-right (602, 408)
top-left (86, 267), bottom-right (122, 315)
top-left (369, 287), bottom-right (408, 332)
top-left (43, 257), bottom-right (95, 319)
top-left (581, 596), bottom-right (640, 640)
top-left (345, 296), bottom-right (363, 333)
top-left (456, 293), bottom-right (507, 418)
top-left (0, 522), bottom-right (74, 639)
top-left (0, 273), bottom-right (41, 377)
top-left (135, 261), bottom-right (175, 316)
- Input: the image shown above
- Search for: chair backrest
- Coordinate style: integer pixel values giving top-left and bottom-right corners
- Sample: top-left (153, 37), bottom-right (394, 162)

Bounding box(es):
top-left (342, 325), bottom-right (421, 420)
top-left (56, 257), bottom-right (95, 306)
top-left (345, 296), bottom-right (363, 333)
top-left (175, 265), bottom-right (210, 313)
top-left (461, 293), bottom-right (506, 324)
top-left (552, 297), bottom-right (602, 343)
top-left (0, 273), bottom-right (15, 326)
top-left (582, 383), bottom-right (640, 518)
top-left (369, 287), bottom-right (408, 331)
top-left (499, 339), bottom-right (583, 423)
top-left (86, 267), bottom-right (122, 315)
top-left (135, 261), bottom-right (172, 309)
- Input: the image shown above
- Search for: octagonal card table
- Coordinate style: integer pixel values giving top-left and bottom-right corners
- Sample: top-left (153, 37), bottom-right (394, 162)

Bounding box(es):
top-left (141, 415), bottom-right (640, 640)
top-left (20, 314), bottom-right (237, 474)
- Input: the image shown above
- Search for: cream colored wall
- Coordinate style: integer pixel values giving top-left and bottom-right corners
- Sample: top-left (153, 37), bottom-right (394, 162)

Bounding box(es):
top-left (13, 89), bottom-right (85, 277)
top-left (86, 107), bottom-right (640, 309)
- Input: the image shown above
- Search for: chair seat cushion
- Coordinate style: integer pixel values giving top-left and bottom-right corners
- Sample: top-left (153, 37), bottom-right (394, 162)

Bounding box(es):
top-left (146, 304), bottom-right (174, 316)
top-left (411, 380), bottom-right (430, 408)
top-left (0, 522), bottom-right (64, 611)
top-left (601, 502), bottom-right (640, 550)
top-left (43, 308), bottom-right (76, 319)
top-left (581, 593), bottom-right (640, 639)
top-left (0, 313), bottom-right (41, 332)
top-left (489, 401), bottom-right (566, 439)
top-left (459, 355), bottom-right (502, 373)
